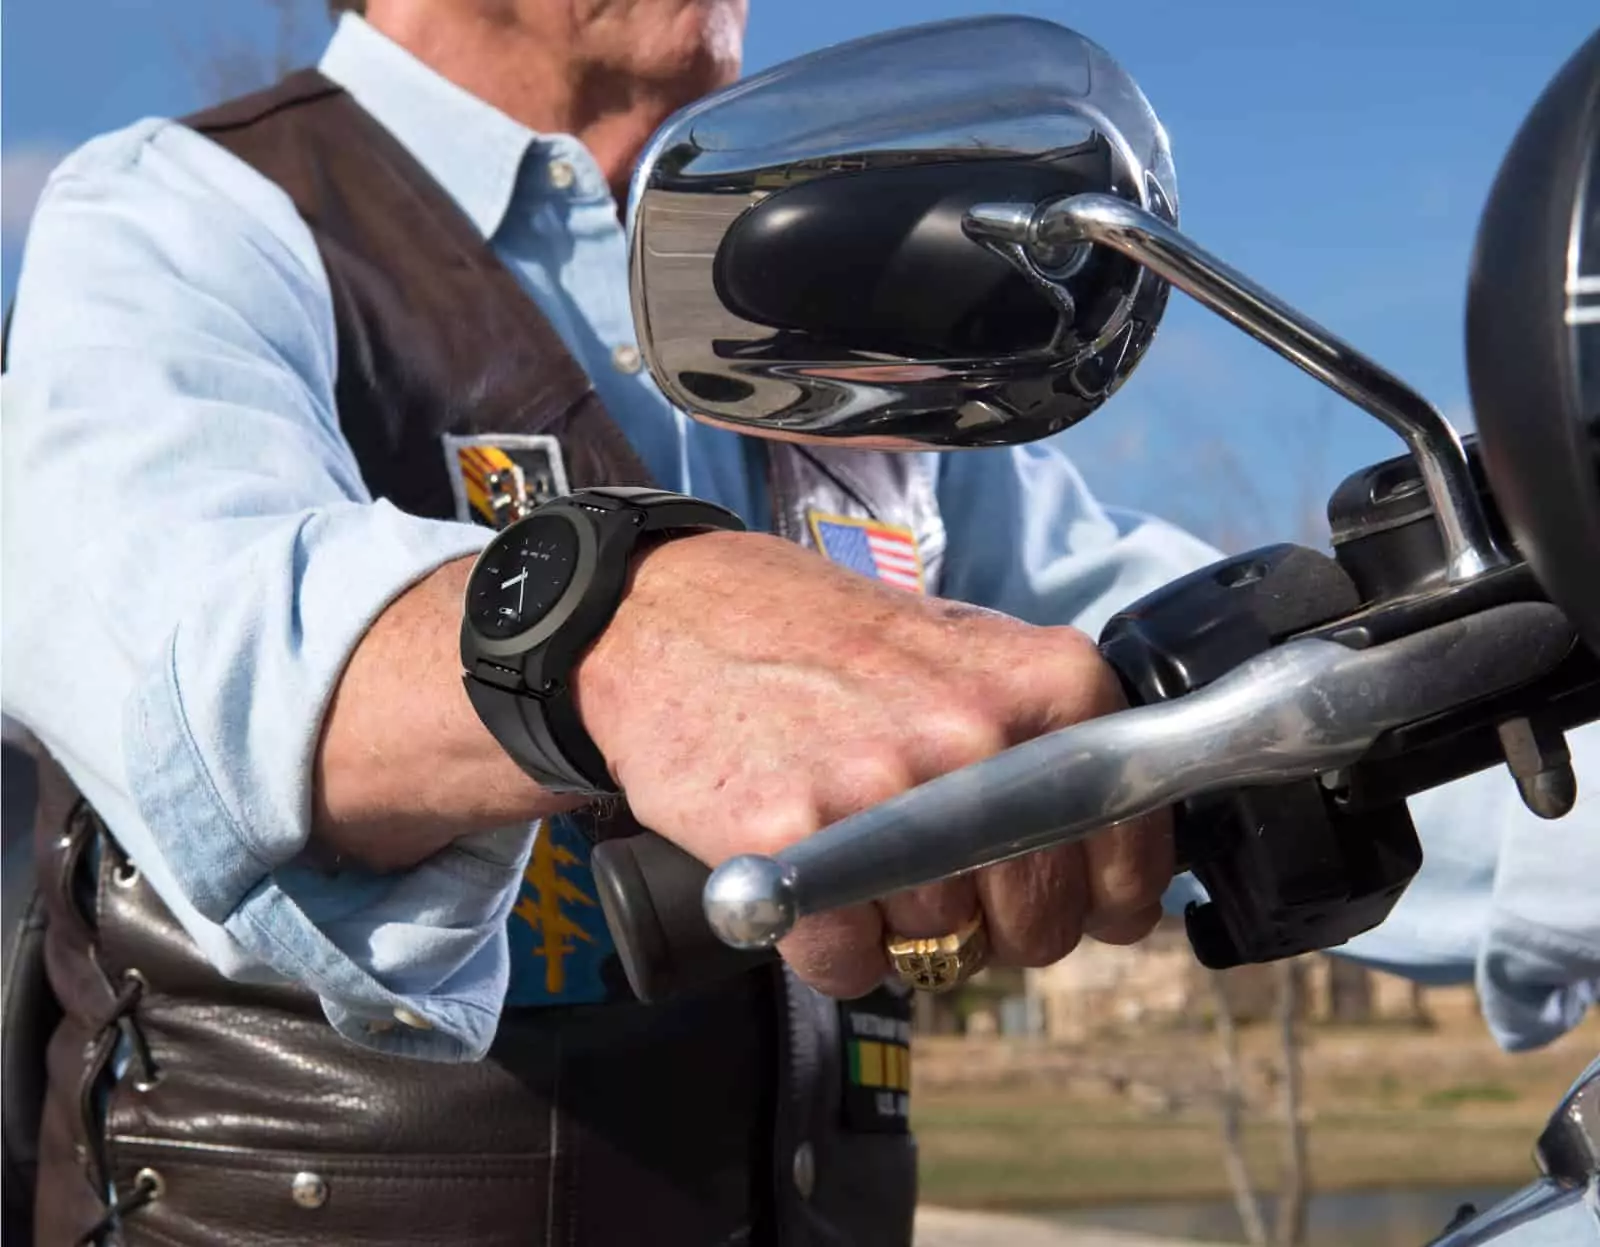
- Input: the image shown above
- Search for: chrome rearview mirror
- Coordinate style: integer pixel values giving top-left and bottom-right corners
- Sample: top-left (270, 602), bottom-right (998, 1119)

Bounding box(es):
top-left (629, 15), bottom-right (1503, 585)
top-left (626, 16), bottom-right (1179, 449)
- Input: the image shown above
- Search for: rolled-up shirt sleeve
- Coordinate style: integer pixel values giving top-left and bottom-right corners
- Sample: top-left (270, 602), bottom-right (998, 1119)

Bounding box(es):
top-left (1340, 732), bottom-right (1600, 1052)
top-left (0, 118), bottom-right (516, 1061)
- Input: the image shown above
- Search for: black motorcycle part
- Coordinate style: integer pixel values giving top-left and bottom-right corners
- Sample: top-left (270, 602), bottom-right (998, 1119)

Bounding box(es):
top-left (1098, 542), bottom-right (1423, 965)
top-left (712, 154), bottom-right (1140, 359)
top-left (1326, 434), bottom-right (1509, 605)
top-left (591, 833), bottom-right (775, 1003)
top-left (1468, 29), bottom-right (1600, 657)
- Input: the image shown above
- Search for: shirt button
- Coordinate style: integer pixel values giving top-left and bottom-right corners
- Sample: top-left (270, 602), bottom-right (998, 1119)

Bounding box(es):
top-left (392, 1006), bottom-right (433, 1030)
top-left (548, 159), bottom-right (576, 191)
top-left (611, 343), bottom-right (643, 375)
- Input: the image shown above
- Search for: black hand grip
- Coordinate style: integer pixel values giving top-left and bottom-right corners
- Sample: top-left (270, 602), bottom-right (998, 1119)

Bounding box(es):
top-left (591, 832), bottom-right (777, 1002)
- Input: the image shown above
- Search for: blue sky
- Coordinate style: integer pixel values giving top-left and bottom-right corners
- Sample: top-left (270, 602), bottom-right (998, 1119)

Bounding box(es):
top-left (3, 1), bottom-right (1595, 548)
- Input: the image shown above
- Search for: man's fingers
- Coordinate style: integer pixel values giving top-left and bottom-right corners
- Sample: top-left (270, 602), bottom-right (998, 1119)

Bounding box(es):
top-left (778, 905), bottom-right (888, 998)
top-left (974, 843), bottom-right (1088, 966)
top-left (1085, 903), bottom-right (1165, 946)
top-left (1081, 810), bottom-right (1175, 932)
top-left (879, 877), bottom-right (981, 943)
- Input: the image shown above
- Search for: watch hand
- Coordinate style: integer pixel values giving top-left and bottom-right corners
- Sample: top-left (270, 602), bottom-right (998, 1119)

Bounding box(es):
top-left (501, 569), bottom-right (529, 590)
top-left (517, 573), bottom-right (526, 616)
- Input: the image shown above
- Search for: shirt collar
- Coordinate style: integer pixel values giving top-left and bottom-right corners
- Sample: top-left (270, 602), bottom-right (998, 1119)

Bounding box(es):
top-left (318, 13), bottom-right (538, 239)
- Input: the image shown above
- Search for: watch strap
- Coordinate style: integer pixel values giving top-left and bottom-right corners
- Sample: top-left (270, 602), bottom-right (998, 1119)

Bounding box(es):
top-left (463, 671), bottom-right (610, 795)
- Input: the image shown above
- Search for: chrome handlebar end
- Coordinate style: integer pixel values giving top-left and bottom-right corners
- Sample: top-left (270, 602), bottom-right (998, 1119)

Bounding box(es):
top-left (703, 854), bottom-right (800, 950)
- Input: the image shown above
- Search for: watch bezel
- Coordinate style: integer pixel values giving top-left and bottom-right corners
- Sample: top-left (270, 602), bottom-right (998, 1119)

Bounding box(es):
top-left (464, 508), bottom-right (600, 661)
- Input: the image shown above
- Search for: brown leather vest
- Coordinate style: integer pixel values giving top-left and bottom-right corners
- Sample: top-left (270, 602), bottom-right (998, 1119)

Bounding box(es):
top-left (17, 71), bottom-right (919, 1246)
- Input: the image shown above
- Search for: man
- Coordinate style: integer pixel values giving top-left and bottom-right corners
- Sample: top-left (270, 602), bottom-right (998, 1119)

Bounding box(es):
top-left (0, 2), bottom-right (1214, 1243)
top-left (5, 3), bottom-right (1597, 1246)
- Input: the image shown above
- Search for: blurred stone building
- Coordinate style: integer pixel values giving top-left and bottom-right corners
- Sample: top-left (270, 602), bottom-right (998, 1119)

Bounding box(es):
top-left (936, 915), bottom-right (1478, 1041)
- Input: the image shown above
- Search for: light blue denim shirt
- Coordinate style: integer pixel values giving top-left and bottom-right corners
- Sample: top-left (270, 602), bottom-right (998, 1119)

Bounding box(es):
top-left (3, 14), bottom-right (1595, 1070)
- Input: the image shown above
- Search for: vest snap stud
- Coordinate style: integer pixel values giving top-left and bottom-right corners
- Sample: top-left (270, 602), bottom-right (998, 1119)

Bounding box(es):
top-left (291, 1171), bottom-right (329, 1209)
top-left (134, 1167), bottom-right (165, 1202)
top-left (792, 1141), bottom-right (816, 1200)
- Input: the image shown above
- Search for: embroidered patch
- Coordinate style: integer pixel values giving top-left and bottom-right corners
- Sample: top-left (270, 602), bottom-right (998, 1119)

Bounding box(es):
top-left (504, 815), bottom-right (619, 1006)
top-left (442, 433), bottom-right (570, 529)
top-left (807, 511), bottom-right (926, 593)
top-left (839, 984), bottom-right (914, 1132)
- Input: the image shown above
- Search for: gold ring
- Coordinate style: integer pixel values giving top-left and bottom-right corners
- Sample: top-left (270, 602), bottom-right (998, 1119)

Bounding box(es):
top-left (885, 913), bottom-right (989, 993)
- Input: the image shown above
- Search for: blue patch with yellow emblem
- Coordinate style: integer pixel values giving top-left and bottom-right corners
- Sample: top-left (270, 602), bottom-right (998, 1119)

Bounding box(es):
top-left (504, 814), bottom-right (618, 1006)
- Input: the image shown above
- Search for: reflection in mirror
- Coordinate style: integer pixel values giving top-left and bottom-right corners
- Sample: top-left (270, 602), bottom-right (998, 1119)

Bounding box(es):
top-left (627, 16), bottom-right (1177, 448)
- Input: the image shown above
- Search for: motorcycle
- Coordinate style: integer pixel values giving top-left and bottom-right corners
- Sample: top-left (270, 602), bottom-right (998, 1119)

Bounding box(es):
top-left (587, 16), bottom-right (1600, 1245)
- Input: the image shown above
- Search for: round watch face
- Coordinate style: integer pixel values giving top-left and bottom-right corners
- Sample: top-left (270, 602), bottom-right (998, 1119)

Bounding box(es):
top-left (467, 514), bottom-right (581, 640)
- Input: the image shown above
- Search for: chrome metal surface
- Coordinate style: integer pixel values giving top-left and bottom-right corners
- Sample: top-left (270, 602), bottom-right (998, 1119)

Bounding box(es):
top-left (1425, 1060), bottom-right (1599, 1242)
top-left (291, 1171), bottom-right (330, 1210)
top-left (965, 192), bottom-right (1506, 583)
top-left (702, 602), bottom-right (1574, 949)
top-left (627, 16), bottom-right (1177, 447)
top-left (1422, 1178), bottom-right (1592, 1246)
top-left (702, 854), bottom-right (799, 949)
top-left (1537, 1061), bottom-right (1600, 1185)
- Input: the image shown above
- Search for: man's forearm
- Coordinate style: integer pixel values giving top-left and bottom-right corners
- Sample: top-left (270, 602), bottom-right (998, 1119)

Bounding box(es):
top-left (312, 555), bottom-right (582, 871)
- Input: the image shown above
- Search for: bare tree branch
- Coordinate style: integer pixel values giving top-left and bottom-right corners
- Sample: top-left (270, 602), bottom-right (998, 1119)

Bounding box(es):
top-left (1273, 958), bottom-right (1311, 1246)
top-left (1207, 969), bottom-right (1270, 1247)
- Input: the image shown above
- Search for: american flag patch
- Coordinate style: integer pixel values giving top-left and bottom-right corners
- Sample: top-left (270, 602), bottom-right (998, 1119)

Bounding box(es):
top-left (807, 511), bottom-right (926, 593)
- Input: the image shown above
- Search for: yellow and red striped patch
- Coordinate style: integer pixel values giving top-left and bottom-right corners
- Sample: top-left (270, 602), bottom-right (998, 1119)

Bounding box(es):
top-left (441, 433), bottom-right (569, 528)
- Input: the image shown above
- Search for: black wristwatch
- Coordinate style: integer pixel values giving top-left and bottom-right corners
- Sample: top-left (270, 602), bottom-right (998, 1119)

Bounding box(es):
top-left (460, 487), bottom-right (745, 795)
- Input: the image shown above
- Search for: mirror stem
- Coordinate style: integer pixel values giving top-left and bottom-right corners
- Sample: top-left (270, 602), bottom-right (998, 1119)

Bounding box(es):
top-left (966, 193), bottom-right (1507, 583)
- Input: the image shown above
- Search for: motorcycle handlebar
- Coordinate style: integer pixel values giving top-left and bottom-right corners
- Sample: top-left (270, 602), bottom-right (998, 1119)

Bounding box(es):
top-left (593, 600), bottom-right (1576, 1001)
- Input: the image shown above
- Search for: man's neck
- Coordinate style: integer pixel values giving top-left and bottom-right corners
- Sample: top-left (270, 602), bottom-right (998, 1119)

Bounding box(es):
top-left (364, 3), bottom-right (740, 205)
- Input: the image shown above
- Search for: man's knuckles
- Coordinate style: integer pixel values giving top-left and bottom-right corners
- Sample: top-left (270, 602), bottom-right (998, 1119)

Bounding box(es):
top-left (905, 705), bottom-right (1009, 776)
top-left (815, 748), bottom-right (916, 818)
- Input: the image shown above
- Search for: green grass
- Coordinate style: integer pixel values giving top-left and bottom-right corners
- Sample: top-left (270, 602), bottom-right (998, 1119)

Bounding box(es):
top-left (1420, 1081), bottom-right (1519, 1108)
top-left (911, 1099), bottom-right (1543, 1209)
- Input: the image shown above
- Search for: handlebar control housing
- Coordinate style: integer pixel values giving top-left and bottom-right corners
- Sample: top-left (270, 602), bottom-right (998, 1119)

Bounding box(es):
top-left (1100, 437), bottom-right (1600, 970)
top-left (1099, 542), bottom-right (1424, 969)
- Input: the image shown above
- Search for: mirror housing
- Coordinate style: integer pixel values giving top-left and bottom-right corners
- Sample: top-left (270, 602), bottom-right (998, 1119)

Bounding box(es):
top-left (627, 15), bottom-right (1177, 449)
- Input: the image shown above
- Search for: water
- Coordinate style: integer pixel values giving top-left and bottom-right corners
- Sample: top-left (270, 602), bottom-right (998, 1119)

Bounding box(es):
top-left (1052, 1184), bottom-right (1519, 1247)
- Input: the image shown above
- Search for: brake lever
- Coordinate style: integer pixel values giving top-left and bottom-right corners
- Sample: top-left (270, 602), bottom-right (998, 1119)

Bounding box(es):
top-left (698, 600), bottom-right (1575, 950)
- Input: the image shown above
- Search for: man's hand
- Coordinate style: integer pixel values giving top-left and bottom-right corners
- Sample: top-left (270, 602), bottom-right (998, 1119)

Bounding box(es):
top-left (574, 530), bottom-right (1172, 998)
